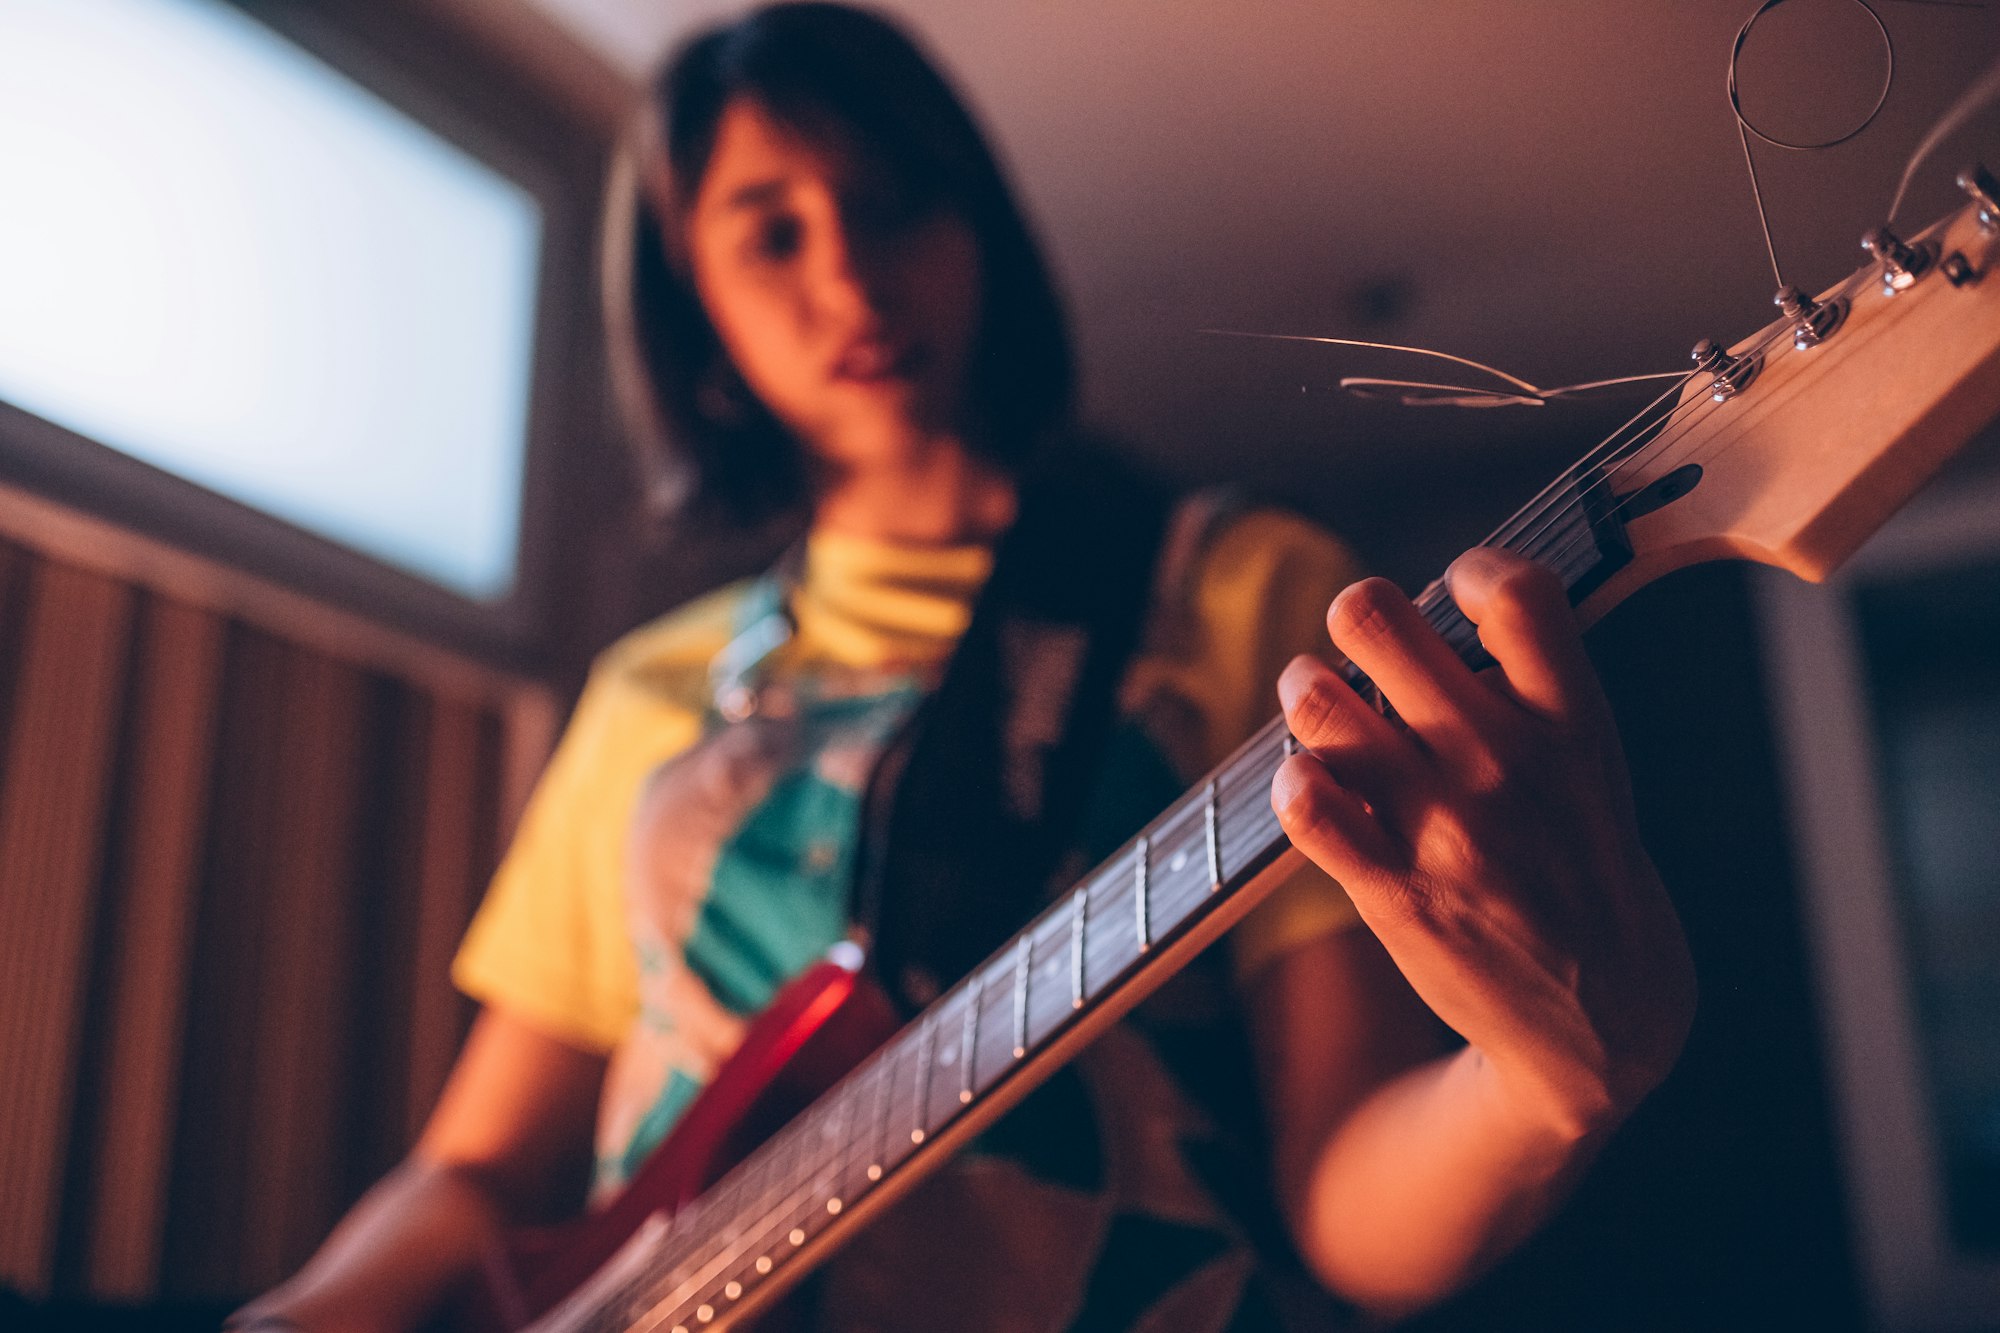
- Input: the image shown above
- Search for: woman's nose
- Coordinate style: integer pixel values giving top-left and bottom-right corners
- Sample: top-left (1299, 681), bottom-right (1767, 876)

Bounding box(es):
top-left (811, 223), bottom-right (886, 326)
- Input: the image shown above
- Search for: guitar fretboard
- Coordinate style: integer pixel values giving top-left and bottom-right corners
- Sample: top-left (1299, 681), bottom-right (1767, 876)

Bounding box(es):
top-left (546, 410), bottom-right (1669, 1333)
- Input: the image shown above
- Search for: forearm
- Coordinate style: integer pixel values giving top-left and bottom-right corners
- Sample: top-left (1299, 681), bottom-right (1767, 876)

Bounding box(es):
top-left (229, 1155), bottom-right (514, 1333)
top-left (1287, 1043), bottom-right (1608, 1317)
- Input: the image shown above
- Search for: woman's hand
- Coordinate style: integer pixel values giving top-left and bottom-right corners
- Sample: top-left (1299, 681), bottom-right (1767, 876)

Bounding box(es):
top-left (1272, 546), bottom-right (1694, 1147)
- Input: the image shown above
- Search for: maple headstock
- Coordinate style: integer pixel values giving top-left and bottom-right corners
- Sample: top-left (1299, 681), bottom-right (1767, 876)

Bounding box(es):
top-left (1576, 195), bottom-right (2000, 628)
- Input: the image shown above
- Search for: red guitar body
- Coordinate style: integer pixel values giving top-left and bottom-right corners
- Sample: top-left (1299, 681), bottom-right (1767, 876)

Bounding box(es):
top-left (448, 957), bottom-right (903, 1332)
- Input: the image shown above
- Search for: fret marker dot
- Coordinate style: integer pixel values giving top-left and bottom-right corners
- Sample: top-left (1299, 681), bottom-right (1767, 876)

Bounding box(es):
top-left (696, 1306), bottom-right (714, 1324)
top-left (756, 1256), bottom-right (773, 1274)
top-left (1013, 1045), bottom-right (1026, 1058)
top-left (910, 1129), bottom-right (925, 1144)
top-left (867, 1164), bottom-right (882, 1181)
top-left (939, 1046), bottom-right (956, 1066)
top-left (724, 1282), bottom-right (742, 1300)
top-left (1169, 849), bottom-right (1188, 873)
top-left (958, 1089), bottom-right (972, 1104)
top-left (827, 1197), bottom-right (843, 1215)
top-left (674, 1326), bottom-right (688, 1333)
top-left (1072, 998), bottom-right (1084, 1010)
top-left (790, 1228), bottom-right (806, 1246)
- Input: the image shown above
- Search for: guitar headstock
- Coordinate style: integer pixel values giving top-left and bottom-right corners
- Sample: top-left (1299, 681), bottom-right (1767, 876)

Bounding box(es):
top-left (1576, 188), bottom-right (2000, 626)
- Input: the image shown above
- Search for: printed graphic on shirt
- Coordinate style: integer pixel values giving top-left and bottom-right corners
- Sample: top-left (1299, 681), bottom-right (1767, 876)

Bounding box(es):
top-left (595, 677), bottom-right (921, 1194)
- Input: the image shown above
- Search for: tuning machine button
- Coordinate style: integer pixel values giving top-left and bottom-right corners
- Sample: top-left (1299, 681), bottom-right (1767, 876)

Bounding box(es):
top-left (1774, 285), bottom-right (1846, 350)
top-left (1691, 338), bottom-right (1762, 402)
top-left (1862, 226), bottom-right (1937, 295)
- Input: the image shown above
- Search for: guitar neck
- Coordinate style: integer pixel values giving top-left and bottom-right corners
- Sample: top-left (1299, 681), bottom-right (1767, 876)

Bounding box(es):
top-left (539, 536), bottom-right (1638, 1333)
top-left (547, 194), bottom-right (2000, 1332)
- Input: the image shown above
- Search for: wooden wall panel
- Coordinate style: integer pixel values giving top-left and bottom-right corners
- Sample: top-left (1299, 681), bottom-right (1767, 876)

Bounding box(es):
top-left (0, 561), bottom-right (135, 1296)
top-left (76, 599), bottom-right (227, 1299)
top-left (0, 494), bottom-right (551, 1309)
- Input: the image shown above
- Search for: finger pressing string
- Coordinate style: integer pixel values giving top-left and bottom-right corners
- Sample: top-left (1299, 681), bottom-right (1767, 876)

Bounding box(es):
top-left (1445, 549), bottom-right (1606, 723)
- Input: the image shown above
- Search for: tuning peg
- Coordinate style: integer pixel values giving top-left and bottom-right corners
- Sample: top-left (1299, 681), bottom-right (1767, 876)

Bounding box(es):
top-left (1691, 338), bottom-right (1762, 402)
top-left (1775, 285), bottom-right (1845, 350)
top-left (1959, 163), bottom-right (1999, 233)
top-left (1862, 226), bottom-right (1936, 295)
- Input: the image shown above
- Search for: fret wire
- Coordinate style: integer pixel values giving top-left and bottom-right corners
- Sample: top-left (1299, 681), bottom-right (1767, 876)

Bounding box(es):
top-left (1133, 834), bottom-right (1151, 951)
top-left (1204, 778), bottom-right (1221, 890)
top-left (831, 1067), bottom-right (875, 1197)
top-left (786, 1100), bottom-right (838, 1228)
top-left (924, 988), bottom-right (966, 1124)
top-left (877, 1035), bottom-right (914, 1170)
top-left (1069, 886), bottom-right (1086, 1010)
top-left (1012, 931), bottom-right (1031, 1057)
top-left (912, 1014), bottom-right (935, 1145)
top-left (827, 1079), bottom-right (851, 1178)
top-left (971, 956), bottom-right (1014, 1088)
top-left (958, 975), bottom-right (980, 1104)
top-left (865, 1046), bottom-right (892, 1181)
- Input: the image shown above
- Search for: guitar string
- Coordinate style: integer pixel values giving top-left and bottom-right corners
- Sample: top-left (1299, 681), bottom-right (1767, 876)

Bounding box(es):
top-left (634, 1017), bottom-right (995, 1333)
top-left (610, 946), bottom-right (1052, 1327)
top-left (575, 1047), bottom-right (898, 1332)
top-left (1471, 227), bottom-right (1916, 597)
top-left (602, 1085), bottom-right (869, 1333)
top-left (661, 1048), bottom-right (910, 1321)
top-left (622, 701), bottom-right (1467, 1331)
top-left (1488, 269), bottom-right (1832, 553)
top-left (603, 232), bottom-right (1938, 1331)
top-left (661, 241), bottom-right (1887, 1305)
top-left (1335, 187), bottom-right (1964, 578)
top-left (732, 228), bottom-right (1950, 1323)
top-left (617, 778), bottom-right (1279, 1330)
top-left (1529, 29), bottom-right (2000, 529)
top-left (612, 318), bottom-right (1806, 1333)
top-left (1496, 254), bottom-right (1892, 593)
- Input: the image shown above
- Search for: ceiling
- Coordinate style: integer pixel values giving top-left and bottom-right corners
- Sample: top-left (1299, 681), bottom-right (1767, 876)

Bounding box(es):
top-left (511, 0), bottom-right (1999, 578)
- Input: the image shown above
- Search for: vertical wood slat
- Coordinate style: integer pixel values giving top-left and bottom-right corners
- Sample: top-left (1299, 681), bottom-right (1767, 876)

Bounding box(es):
top-left (240, 647), bottom-right (371, 1288)
top-left (0, 560), bottom-right (135, 1297)
top-left (405, 698), bottom-right (485, 1145)
top-left (162, 626), bottom-right (285, 1300)
top-left (79, 599), bottom-right (227, 1299)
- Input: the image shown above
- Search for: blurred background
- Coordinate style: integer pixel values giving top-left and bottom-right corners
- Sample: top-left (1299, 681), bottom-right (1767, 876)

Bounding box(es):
top-left (0, 0), bottom-right (1997, 1327)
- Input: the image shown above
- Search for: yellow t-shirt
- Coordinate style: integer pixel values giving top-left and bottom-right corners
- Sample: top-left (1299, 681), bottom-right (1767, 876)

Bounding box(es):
top-left (454, 506), bottom-right (1364, 1065)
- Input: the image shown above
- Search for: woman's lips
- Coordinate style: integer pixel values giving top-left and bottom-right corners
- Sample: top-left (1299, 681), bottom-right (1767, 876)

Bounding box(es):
top-left (833, 336), bottom-right (921, 383)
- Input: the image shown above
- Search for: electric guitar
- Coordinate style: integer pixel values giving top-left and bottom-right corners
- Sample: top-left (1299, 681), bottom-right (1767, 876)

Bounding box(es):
top-left (463, 182), bottom-right (2000, 1333)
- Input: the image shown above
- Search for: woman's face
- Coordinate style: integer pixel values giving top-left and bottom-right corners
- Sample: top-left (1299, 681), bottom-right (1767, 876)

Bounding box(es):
top-left (685, 98), bottom-right (984, 471)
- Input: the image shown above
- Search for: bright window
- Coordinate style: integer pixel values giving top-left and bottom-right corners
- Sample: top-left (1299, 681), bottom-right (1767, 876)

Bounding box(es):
top-left (0, 0), bottom-right (544, 601)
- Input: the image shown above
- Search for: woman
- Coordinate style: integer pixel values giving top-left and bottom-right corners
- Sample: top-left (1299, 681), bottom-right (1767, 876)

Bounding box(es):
top-left (235, 5), bottom-right (1693, 1328)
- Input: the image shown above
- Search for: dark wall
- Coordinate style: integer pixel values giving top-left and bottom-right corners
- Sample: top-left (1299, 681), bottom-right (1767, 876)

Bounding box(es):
top-left (1408, 562), bottom-right (1864, 1330)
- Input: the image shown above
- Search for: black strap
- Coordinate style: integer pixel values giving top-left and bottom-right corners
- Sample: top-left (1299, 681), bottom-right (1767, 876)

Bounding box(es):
top-left (851, 451), bottom-right (1171, 1008)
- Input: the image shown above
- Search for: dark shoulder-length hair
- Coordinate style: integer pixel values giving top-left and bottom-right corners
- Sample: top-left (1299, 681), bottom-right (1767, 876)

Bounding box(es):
top-left (603, 1), bottom-right (1075, 524)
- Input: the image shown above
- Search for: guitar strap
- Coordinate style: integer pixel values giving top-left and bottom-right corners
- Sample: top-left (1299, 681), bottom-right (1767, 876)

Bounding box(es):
top-left (850, 449), bottom-right (1171, 1011)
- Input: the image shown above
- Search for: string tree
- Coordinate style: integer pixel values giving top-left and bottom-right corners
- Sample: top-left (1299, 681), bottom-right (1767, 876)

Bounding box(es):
top-left (1861, 225), bottom-right (1936, 295)
top-left (1774, 285), bottom-right (1845, 350)
top-left (1690, 337), bottom-right (1762, 402)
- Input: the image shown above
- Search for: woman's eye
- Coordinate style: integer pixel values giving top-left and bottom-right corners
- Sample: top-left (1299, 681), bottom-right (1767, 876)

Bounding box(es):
top-left (751, 214), bottom-right (802, 262)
